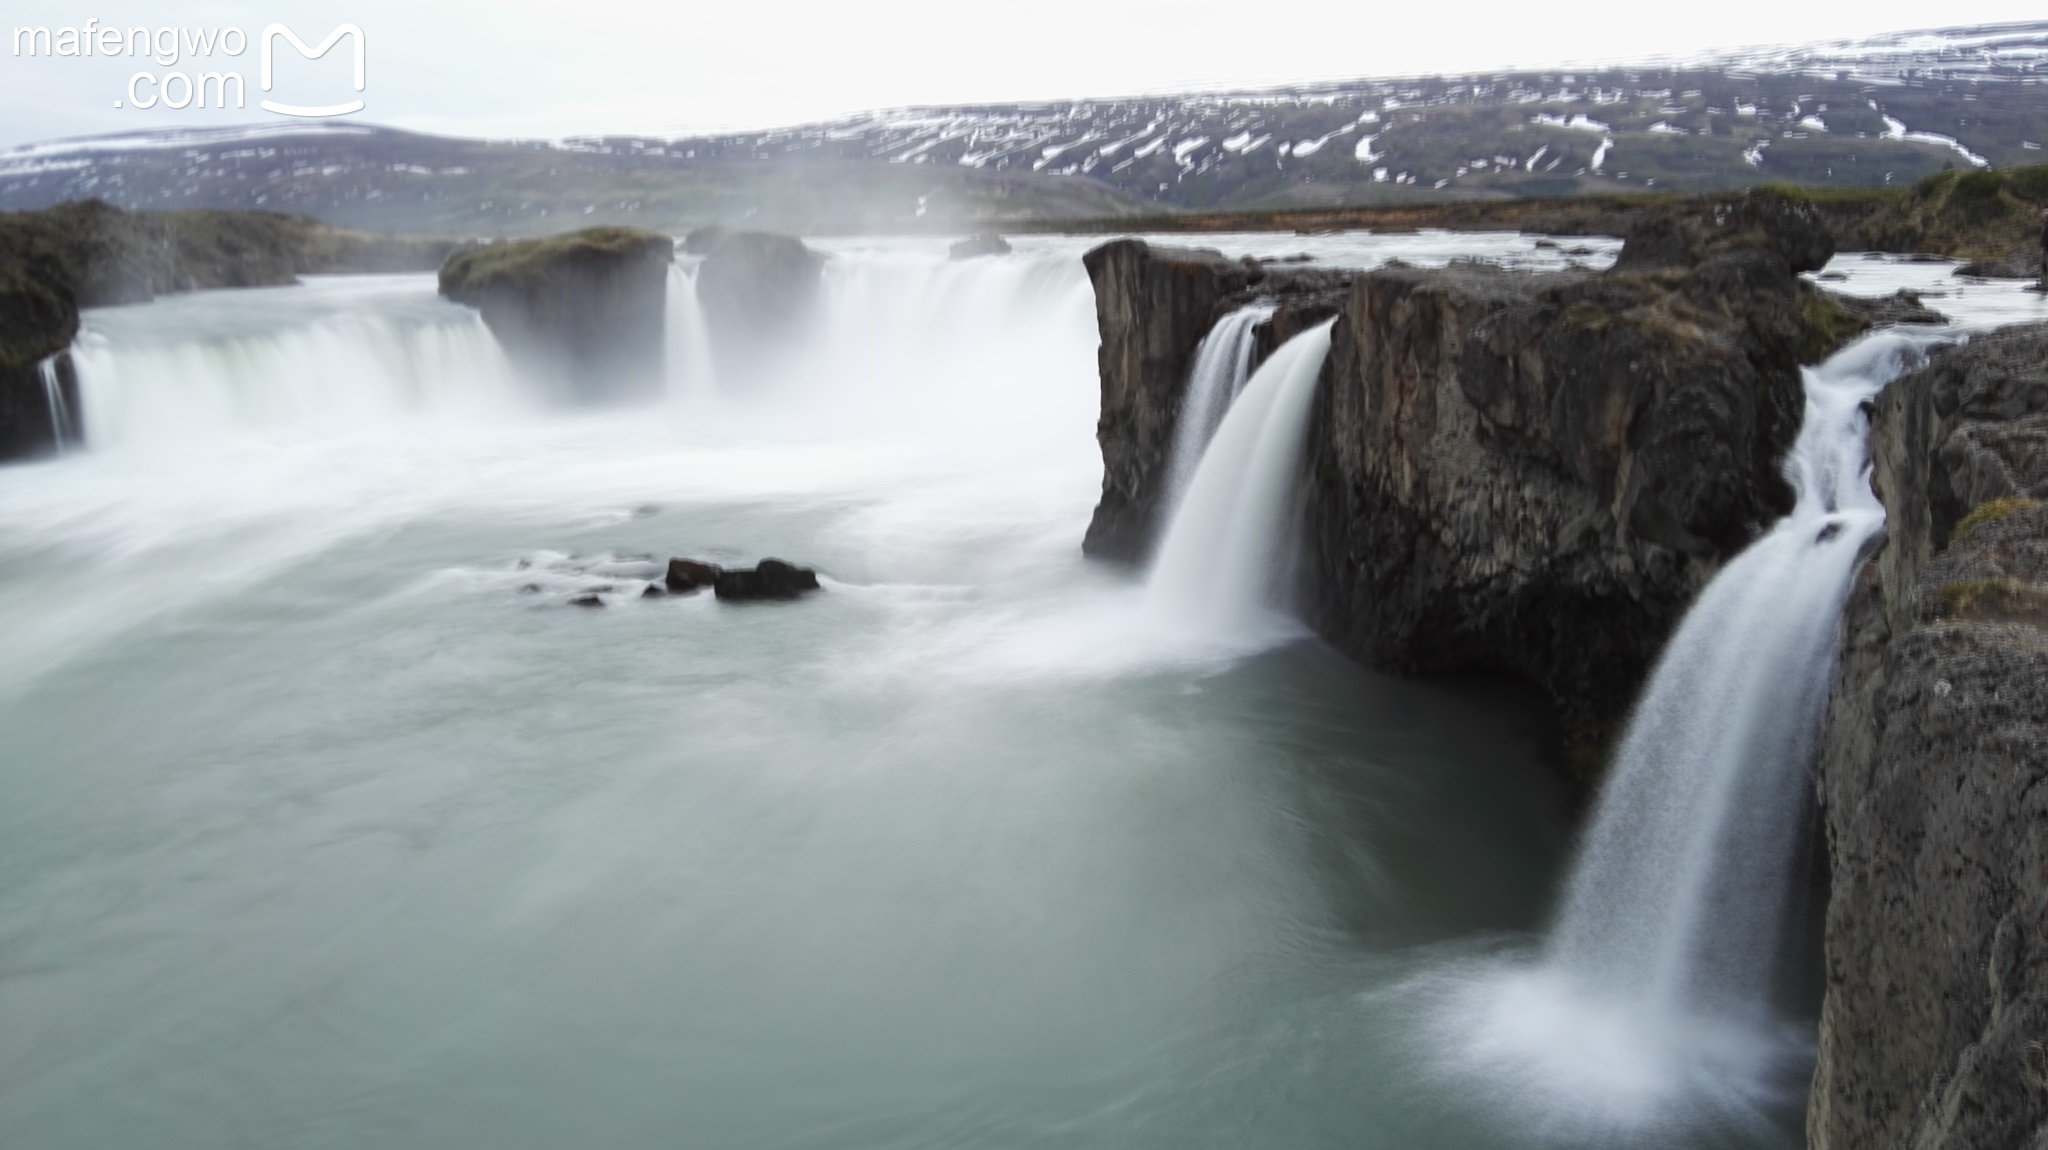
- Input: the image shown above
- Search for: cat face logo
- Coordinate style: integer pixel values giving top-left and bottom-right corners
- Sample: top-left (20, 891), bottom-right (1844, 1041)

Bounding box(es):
top-left (259, 24), bottom-right (364, 117)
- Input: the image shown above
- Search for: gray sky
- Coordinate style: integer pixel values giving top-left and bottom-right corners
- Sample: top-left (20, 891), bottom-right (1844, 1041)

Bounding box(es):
top-left (2, 0), bottom-right (2043, 149)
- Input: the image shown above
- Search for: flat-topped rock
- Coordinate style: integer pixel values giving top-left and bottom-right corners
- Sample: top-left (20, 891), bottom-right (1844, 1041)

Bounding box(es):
top-left (440, 226), bottom-right (674, 403)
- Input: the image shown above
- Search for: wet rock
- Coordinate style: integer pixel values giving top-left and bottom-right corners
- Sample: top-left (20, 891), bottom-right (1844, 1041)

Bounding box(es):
top-left (1823, 287), bottom-right (1948, 331)
top-left (1953, 243), bottom-right (2042, 279)
top-left (438, 226), bottom-right (674, 404)
top-left (665, 558), bottom-right (721, 592)
top-left (1812, 323), bottom-right (2048, 1150)
top-left (949, 233), bottom-right (1011, 259)
top-left (713, 558), bottom-right (821, 601)
top-left (640, 584), bottom-right (666, 598)
top-left (568, 594), bottom-right (605, 608)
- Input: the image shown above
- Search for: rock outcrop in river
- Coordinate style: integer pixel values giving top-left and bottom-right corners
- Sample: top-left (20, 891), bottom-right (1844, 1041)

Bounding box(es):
top-left (1302, 192), bottom-right (1881, 767)
top-left (439, 227), bottom-right (674, 403)
top-left (1, 200), bottom-right (458, 461)
top-left (1810, 324), bottom-right (2048, 1150)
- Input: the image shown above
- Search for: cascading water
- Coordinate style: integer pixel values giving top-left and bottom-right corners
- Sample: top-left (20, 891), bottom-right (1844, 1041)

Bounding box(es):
top-left (664, 257), bottom-right (716, 402)
top-left (1145, 319), bottom-right (1334, 642)
top-left (36, 354), bottom-right (75, 451)
top-left (65, 277), bottom-right (515, 452)
top-left (4, 234), bottom-right (2027, 1150)
top-left (1160, 301), bottom-right (1279, 516)
top-left (1429, 326), bottom-right (1956, 1136)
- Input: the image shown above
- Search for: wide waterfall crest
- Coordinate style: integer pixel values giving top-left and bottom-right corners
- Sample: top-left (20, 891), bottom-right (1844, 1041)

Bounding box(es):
top-left (1145, 318), bottom-right (1334, 643)
top-left (68, 293), bottom-right (514, 452)
top-left (1161, 301), bottom-right (1279, 516)
top-left (1425, 326), bottom-right (1956, 1136)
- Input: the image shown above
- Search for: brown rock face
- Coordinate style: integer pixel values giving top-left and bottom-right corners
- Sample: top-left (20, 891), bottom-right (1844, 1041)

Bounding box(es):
top-left (1810, 324), bottom-right (2048, 1150)
top-left (440, 227), bottom-right (674, 403)
top-left (1301, 239), bottom-right (1817, 765)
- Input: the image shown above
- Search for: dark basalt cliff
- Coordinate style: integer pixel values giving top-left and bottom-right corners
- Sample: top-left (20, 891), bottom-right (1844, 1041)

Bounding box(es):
top-left (1, 200), bottom-right (457, 461)
top-left (1302, 194), bottom-right (1864, 766)
top-left (682, 226), bottom-right (826, 384)
top-left (1810, 325), bottom-right (2048, 1150)
top-left (1080, 239), bottom-right (1349, 562)
top-left (440, 227), bottom-right (674, 403)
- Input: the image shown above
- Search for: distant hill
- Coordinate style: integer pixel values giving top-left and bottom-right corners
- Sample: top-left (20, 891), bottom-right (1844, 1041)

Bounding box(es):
top-left (3, 21), bottom-right (2046, 235)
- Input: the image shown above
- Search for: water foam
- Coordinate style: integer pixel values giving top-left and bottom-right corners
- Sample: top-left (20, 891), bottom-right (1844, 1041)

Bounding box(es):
top-left (1145, 318), bottom-right (1334, 646)
top-left (1421, 327), bottom-right (1956, 1141)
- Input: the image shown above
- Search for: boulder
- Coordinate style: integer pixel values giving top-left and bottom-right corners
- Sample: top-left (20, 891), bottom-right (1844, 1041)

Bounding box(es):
top-left (683, 227), bottom-right (825, 382)
top-left (713, 559), bottom-right (821, 601)
top-left (1610, 186), bottom-right (1836, 274)
top-left (664, 558), bottom-right (721, 593)
top-left (949, 233), bottom-right (1012, 259)
top-left (439, 226), bottom-right (674, 403)
top-left (1810, 323), bottom-right (2048, 1150)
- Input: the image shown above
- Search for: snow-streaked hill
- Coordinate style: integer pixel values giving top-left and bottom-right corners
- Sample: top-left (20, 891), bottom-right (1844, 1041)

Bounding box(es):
top-left (4, 22), bottom-right (2045, 233)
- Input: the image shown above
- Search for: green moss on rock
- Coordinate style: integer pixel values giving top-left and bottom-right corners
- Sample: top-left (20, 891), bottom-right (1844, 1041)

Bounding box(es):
top-left (1952, 496), bottom-right (2043, 543)
top-left (437, 227), bottom-right (671, 302)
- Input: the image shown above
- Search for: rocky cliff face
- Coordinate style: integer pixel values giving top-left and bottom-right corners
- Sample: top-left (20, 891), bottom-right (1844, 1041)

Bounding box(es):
top-left (0, 200), bottom-right (462, 462)
top-left (439, 227), bottom-right (674, 403)
top-left (1080, 239), bottom-right (1349, 561)
top-left (1810, 324), bottom-right (2048, 1150)
top-left (1301, 197), bottom-right (1855, 765)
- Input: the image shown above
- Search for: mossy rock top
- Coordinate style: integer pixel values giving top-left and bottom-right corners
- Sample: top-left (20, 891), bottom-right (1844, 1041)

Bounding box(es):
top-left (439, 227), bottom-right (673, 303)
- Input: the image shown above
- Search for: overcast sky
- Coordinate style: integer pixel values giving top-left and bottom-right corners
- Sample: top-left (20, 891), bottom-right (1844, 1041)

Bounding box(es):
top-left (2, 0), bottom-right (2043, 149)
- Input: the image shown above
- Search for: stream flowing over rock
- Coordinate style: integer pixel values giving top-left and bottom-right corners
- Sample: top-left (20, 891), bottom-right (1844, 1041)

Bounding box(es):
top-left (439, 227), bottom-right (674, 403)
top-left (1810, 323), bottom-right (2048, 1150)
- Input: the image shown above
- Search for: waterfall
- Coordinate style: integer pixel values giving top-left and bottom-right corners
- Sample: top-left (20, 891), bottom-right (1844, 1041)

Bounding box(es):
top-left (1160, 301), bottom-right (1279, 516)
top-left (67, 284), bottom-right (515, 453)
top-left (1145, 319), bottom-right (1334, 641)
top-left (664, 258), bottom-right (716, 402)
top-left (37, 354), bottom-right (76, 451)
top-left (1430, 327), bottom-right (1955, 1132)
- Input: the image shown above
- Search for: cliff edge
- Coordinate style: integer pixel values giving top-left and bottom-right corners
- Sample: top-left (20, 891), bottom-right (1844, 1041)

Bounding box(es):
top-left (1302, 193), bottom-right (1853, 767)
top-left (1810, 324), bottom-right (2048, 1150)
